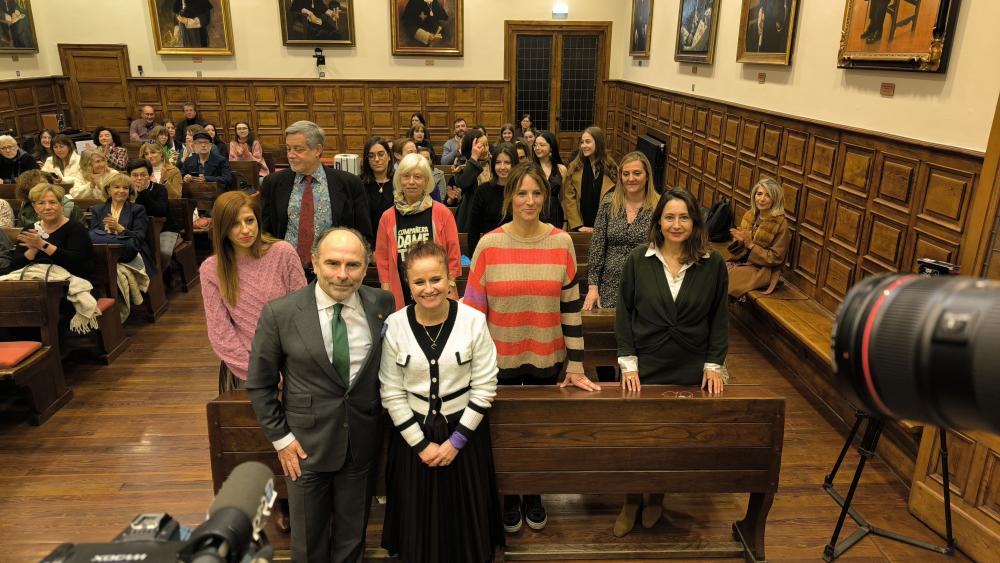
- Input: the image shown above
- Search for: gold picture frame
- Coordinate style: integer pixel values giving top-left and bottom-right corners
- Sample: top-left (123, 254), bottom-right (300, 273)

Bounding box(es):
top-left (147, 0), bottom-right (235, 56)
top-left (279, 0), bottom-right (356, 47)
top-left (629, 0), bottom-right (654, 58)
top-left (0, 0), bottom-right (38, 54)
top-left (390, 0), bottom-right (463, 57)
top-left (736, 0), bottom-right (799, 66)
top-left (675, 0), bottom-right (721, 64)
top-left (837, 0), bottom-right (959, 72)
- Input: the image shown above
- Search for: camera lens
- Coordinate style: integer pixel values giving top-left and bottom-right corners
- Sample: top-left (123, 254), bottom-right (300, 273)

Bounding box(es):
top-left (832, 274), bottom-right (1000, 433)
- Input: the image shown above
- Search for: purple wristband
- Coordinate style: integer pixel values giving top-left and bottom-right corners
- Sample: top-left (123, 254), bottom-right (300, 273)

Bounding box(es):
top-left (448, 431), bottom-right (468, 450)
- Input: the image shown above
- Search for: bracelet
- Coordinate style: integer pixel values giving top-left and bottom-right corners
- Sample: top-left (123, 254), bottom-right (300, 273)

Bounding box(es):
top-left (448, 431), bottom-right (468, 450)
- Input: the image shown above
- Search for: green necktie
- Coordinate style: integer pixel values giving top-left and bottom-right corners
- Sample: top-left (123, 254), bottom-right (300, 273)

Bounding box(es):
top-left (332, 303), bottom-right (351, 387)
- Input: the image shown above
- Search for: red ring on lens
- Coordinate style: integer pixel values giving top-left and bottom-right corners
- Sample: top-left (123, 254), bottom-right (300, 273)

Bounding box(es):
top-left (860, 275), bottom-right (918, 418)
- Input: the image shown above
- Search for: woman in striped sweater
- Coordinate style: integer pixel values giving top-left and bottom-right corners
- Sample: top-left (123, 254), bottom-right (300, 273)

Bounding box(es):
top-left (464, 161), bottom-right (601, 534)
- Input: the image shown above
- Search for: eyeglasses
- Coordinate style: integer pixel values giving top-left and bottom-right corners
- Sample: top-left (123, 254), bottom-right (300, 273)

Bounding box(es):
top-left (0, 145), bottom-right (16, 151)
top-left (368, 152), bottom-right (388, 160)
top-left (659, 390), bottom-right (695, 399)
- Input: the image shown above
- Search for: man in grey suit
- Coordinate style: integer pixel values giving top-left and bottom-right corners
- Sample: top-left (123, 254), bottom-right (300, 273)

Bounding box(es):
top-left (247, 227), bottom-right (395, 563)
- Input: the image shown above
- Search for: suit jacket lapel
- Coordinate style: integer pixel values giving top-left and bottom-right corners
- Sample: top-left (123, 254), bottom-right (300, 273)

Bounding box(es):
top-left (324, 166), bottom-right (345, 225)
top-left (352, 286), bottom-right (385, 389)
top-left (294, 283), bottom-right (339, 383)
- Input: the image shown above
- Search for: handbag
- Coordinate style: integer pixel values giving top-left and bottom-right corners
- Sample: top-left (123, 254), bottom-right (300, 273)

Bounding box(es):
top-left (703, 198), bottom-right (733, 243)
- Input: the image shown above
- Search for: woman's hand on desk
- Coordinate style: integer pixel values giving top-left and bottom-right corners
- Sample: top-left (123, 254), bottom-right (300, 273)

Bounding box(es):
top-left (582, 286), bottom-right (601, 311)
top-left (702, 369), bottom-right (724, 394)
top-left (620, 370), bottom-right (640, 392)
top-left (560, 371), bottom-right (601, 392)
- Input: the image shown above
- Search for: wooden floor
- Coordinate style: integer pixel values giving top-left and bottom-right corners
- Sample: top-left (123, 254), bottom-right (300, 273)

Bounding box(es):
top-left (0, 288), bottom-right (970, 562)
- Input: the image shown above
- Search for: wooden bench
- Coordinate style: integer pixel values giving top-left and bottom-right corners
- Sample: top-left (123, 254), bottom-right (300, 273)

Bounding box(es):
top-left (581, 308), bottom-right (617, 380)
top-left (182, 181), bottom-right (224, 214)
top-left (207, 384), bottom-right (785, 562)
top-left (0, 280), bottom-right (73, 425)
top-left (0, 184), bottom-right (16, 200)
top-left (229, 160), bottom-right (261, 193)
top-left (168, 198), bottom-right (200, 291)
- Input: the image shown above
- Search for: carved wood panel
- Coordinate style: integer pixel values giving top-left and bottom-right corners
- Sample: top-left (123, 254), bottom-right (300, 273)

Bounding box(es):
top-left (0, 77), bottom-right (70, 139)
top-left (126, 79), bottom-right (508, 157)
top-left (604, 81), bottom-right (984, 314)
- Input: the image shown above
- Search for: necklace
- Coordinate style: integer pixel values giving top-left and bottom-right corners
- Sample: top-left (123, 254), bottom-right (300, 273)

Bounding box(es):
top-left (375, 179), bottom-right (389, 194)
top-left (422, 321), bottom-right (445, 349)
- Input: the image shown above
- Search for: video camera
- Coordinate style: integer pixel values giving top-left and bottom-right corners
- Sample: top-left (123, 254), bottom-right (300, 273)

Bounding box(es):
top-left (40, 462), bottom-right (277, 563)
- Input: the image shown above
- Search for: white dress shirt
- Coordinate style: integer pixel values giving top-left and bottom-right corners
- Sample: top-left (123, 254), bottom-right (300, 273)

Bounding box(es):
top-left (618, 244), bottom-right (722, 374)
top-left (272, 285), bottom-right (373, 451)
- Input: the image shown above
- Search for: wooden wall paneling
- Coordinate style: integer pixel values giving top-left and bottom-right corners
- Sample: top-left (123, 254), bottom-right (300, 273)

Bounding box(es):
top-left (780, 129), bottom-right (808, 176)
top-left (0, 77), bottom-right (72, 138)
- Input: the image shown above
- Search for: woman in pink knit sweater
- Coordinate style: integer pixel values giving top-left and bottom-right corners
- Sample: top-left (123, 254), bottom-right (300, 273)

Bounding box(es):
top-left (201, 191), bottom-right (307, 392)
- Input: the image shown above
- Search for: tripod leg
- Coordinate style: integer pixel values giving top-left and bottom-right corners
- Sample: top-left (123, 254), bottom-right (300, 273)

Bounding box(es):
top-left (824, 417), bottom-right (883, 561)
top-left (826, 411), bottom-right (866, 487)
top-left (938, 429), bottom-right (956, 551)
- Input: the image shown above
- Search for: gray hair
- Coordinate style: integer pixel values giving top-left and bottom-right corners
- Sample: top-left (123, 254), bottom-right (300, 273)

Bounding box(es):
top-left (392, 153), bottom-right (434, 200)
top-left (0, 135), bottom-right (16, 147)
top-left (285, 120), bottom-right (325, 149)
top-left (753, 178), bottom-right (786, 218)
top-left (311, 226), bottom-right (371, 266)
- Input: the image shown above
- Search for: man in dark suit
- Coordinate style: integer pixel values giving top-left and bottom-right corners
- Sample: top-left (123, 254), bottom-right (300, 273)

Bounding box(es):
top-left (181, 132), bottom-right (232, 187)
top-left (260, 120), bottom-right (372, 275)
top-left (248, 227), bottom-right (395, 563)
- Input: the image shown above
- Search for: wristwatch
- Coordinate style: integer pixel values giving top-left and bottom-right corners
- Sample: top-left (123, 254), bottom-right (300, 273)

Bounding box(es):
top-left (42, 242), bottom-right (50, 250)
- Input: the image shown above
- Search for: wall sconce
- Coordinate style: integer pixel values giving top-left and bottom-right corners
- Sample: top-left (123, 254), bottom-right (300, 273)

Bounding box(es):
top-left (552, 3), bottom-right (569, 20)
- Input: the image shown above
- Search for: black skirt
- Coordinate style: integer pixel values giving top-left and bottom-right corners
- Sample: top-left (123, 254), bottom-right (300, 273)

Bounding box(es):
top-left (382, 413), bottom-right (504, 563)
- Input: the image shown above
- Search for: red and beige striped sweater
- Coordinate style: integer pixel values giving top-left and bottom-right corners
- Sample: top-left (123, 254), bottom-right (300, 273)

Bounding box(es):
top-left (463, 225), bottom-right (584, 382)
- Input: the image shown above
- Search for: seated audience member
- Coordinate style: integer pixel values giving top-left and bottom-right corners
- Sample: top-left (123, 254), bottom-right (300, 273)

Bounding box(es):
top-left (174, 102), bottom-right (207, 147)
top-left (410, 111), bottom-right (430, 139)
top-left (16, 170), bottom-right (83, 227)
top-left (375, 153), bottom-right (461, 310)
top-left (499, 123), bottom-right (516, 143)
top-left (0, 135), bottom-right (38, 184)
top-left (92, 126), bottom-right (129, 172)
top-left (584, 152), bottom-right (660, 310)
top-left (515, 114), bottom-right (533, 139)
top-left (464, 161), bottom-right (600, 535)
top-left (0, 198), bottom-right (13, 228)
top-left (391, 136), bottom-right (411, 163)
top-left (467, 142), bottom-right (517, 255)
top-left (441, 116), bottom-right (467, 165)
top-left (204, 123), bottom-right (229, 159)
top-left (201, 191), bottom-right (306, 391)
top-left (128, 158), bottom-right (181, 266)
top-left (229, 121), bottom-right (270, 177)
top-left (10, 183), bottom-right (93, 279)
top-left (88, 174), bottom-right (155, 274)
top-left (379, 240), bottom-right (503, 562)
top-left (417, 145), bottom-right (447, 202)
top-left (520, 127), bottom-right (537, 150)
top-left (532, 131), bottom-right (568, 229)
top-left (259, 120), bottom-right (372, 271)
top-left (563, 126), bottom-right (618, 232)
top-left (613, 188), bottom-right (727, 537)
top-left (448, 130), bottom-right (492, 232)
top-left (407, 123), bottom-right (435, 162)
top-left (41, 134), bottom-right (82, 184)
top-left (32, 129), bottom-right (56, 166)
top-left (130, 106), bottom-right (158, 143)
top-left (158, 123), bottom-right (184, 164)
top-left (727, 178), bottom-right (789, 299)
top-left (361, 136), bottom-right (396, 240)
top-left (71, 148), bottom-right (122, 200)
top-left (182, 132), bottom-right (233, 187)
top-left (138, 143), bottom-right (183, 199)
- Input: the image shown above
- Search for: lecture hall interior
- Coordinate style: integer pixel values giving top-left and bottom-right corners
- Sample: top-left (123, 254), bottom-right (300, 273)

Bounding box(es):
top-left (1, 0), bottom-right (999, 562)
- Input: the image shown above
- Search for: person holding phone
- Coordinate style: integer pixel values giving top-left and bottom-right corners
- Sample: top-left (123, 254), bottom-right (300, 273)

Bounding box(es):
top-left (182, 132), bottom-right (232, 187)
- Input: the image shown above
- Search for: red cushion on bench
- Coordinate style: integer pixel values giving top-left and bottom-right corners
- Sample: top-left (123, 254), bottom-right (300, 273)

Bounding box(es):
top-left (97, 298), bottom-right (115, 313)
top-left (0, 341), bottom-right (43, 368)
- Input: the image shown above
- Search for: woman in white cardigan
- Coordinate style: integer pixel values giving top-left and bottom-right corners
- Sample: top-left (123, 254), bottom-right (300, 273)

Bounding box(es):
top-left (379, 240), bottom-right (503, 563)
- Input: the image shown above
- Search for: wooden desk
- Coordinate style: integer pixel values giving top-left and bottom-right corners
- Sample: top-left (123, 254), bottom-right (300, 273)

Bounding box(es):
top-left (207, 384), bottom-right (784, 562)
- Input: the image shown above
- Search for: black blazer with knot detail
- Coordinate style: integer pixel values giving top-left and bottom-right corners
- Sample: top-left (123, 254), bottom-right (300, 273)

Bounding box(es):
top-left (247, 283), bottom-right (396, 473)
top-left (259, 166), bottom-right (374, 246)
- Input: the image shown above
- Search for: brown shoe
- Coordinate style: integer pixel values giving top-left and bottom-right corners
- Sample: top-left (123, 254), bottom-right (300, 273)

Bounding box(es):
top-left (641, 494), bottom-right (663, 528)
top-left (613, 494), bottom-right (642, 537)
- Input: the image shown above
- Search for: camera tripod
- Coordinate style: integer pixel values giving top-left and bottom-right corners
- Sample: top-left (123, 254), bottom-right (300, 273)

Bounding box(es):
top-left (821, 411), bottom-right (956, 561)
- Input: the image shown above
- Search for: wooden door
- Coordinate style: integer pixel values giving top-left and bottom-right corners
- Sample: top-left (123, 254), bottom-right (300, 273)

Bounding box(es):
top-left (505, 22), bottom-right (611, 158)
top-left (58, 44), bottom-right (131, 133)
top-left (909, 427), bottom-right (1000, 562)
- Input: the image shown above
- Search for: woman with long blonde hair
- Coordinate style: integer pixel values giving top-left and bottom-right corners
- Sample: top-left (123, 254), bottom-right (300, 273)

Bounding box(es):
top-left (200, 191), bottom-right (307, 392)
top-left (727, 178), bottom-right (789, 298)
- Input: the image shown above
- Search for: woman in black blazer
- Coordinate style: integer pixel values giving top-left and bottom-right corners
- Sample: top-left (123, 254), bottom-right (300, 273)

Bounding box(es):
top-left (613, 188), bottom-right (728, 536)
top-left (89, 174), bottom-right (155, 275)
